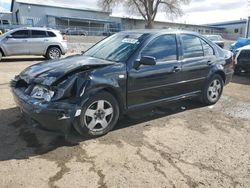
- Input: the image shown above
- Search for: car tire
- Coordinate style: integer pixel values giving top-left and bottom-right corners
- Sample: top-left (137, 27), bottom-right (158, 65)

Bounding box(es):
top-left (234, 66), bottom-right (242, 75)
top-left (201, 74), bottom-right (224, 105)
top-left (0, 51), bottom-right (2, 62)
top-left (74, 91), bottom-right (120, 137)
top-left (46, 47), bottom-right (61, 60)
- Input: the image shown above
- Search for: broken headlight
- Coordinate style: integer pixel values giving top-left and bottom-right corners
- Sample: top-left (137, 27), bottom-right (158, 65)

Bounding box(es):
top-left (30, 85), bottom-right (55, 102)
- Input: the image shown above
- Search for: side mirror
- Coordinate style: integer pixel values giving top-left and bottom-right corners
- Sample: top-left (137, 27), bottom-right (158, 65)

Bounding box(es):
top-left (133, 56), bottom-right (156, 69)
top-left (140, 56), bottom-right (156, 66)
top-left (81, 51), bottom-right (85, 54)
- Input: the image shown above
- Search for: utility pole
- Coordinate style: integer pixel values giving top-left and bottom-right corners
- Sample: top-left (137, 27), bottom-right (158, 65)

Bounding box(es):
top-left (246, 17), bottom-right (250, 38)
top-left (247, 0), bottom-right (250, 38)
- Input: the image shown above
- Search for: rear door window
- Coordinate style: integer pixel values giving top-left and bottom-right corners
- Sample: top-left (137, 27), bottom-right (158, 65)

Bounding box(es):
top-left (31, 30), bottom-right (47, 38)
top-left (47, 31), bottom-right (56, 37)
top-left (11, 30), bottom-right (29, 38)
top-left (141, 34), bottom-right (178, 62)
top-left (201, 40), bottom-right (214, 56)
top-left (181, 34), bottom-right (204, 58)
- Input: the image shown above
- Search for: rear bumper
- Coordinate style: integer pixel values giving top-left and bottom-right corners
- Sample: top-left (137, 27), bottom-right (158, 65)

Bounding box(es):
top-left (12, 88), bottom-right (81, 134)
top-left (61, 42), bottom-right (68, 55)
top-left (225, 71), bottom-right (234, 85)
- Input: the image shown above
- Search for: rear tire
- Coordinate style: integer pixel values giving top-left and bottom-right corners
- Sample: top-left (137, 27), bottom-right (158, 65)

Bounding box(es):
top-left (201, 74), bottom-right (224, 105)
top-left (74, 91), bottom-right (119, 137)
top-left (46, 47), bottom-right (61, 60)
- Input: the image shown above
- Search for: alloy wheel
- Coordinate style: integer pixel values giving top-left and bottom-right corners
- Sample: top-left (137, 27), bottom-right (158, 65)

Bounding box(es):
top-left (84, 100), bottom-right (114, 132)
top-left (207, 79), bottom-right (222, 103)
top-left (49, 48), bottom-right (60, 59)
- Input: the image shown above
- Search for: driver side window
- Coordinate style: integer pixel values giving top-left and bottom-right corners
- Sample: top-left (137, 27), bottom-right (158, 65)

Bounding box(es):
top-left (141, 34), bottom-right (177, 63)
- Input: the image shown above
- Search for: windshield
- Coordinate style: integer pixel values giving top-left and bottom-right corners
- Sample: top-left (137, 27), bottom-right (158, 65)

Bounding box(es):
top-left (206, 35), bottom-right (222, 41)
top-left (85, 32), bottom-right (149, 62)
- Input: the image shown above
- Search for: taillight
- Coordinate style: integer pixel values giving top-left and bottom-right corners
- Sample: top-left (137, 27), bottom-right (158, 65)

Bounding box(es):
top-left (232, 54), bottom-right (236, 66)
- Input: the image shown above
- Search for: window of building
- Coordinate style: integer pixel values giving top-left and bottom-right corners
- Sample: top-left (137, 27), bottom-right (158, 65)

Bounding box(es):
top-left (234, 28), bottom-right (239, 33)
top-left (31, 30), bottom-right (47, 38)
top-left (11, 30), bottom-right (29, 38)
top-left (141, 34), bottom-right (177, 62)
top-left (1, 20), bottom-right (9, 25)
top-left (180, 34), bottom-right (204, 58)
top-left (26, 19), bottom-right (33, 26)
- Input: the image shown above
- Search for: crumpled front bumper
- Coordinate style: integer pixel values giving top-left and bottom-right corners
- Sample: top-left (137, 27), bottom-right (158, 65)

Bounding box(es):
top-left (12, 87), bottom-right (82, 134)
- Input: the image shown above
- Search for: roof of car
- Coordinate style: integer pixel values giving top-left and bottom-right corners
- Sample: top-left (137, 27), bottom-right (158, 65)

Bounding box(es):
top-left (11, 27), bottom-right (59, 32)
top-left (120, 29), bottom-right (200, 36)
top-left (238, 44), bottom-right (250, 51)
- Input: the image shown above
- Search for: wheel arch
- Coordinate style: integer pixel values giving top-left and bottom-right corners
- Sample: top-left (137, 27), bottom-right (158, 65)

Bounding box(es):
top-left (213, 70), bottom-right (226, 84)
top-left (0, 47), bottom-right (6, 56)
top-left (207, 65), bottom-right (226, 84)
top-left (84, 85), bottom-right (126, 114)
top-left (46, 45), bottom-right (62, 54)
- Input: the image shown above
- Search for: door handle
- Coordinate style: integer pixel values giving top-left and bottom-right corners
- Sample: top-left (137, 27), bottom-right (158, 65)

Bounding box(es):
top-left (44, 39), bottom-right (49, 42)
top-left (173, 66), bottom-right (181, 72)
top-left (22, 40), bottom-right (28, 42)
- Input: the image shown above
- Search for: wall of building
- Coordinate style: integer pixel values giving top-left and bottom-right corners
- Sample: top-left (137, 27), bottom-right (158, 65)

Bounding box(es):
top-left (10, 1), bottom-right (231, 38)
top-left (120, 18), bottom-right (225, 36)
top-left (12, 2), bottom-right (111, 26)
top-left (207, 20), bottom-right (247, 40)
top-left (0, 12), bottom-right (12, 24)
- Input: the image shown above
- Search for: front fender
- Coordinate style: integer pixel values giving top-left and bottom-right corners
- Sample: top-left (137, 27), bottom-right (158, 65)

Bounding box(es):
top-left (81, 77), bottom-right (126, 112)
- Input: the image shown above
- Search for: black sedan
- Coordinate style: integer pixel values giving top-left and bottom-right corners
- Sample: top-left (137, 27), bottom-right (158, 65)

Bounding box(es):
top-left (11, 30), bottom-right (234, 137)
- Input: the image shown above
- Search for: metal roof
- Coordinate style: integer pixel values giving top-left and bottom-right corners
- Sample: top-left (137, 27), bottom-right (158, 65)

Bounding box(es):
top-left (11, 0), bottom-right (109, 14)
top-left (206, 20), bottom-right (247, 27)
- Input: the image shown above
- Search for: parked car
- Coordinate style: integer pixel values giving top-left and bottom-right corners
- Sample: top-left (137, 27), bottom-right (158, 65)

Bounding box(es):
top-left (11, 30), bottom-right (234, 137)
top-left (230, 38), bottom-right (250, 53)
top-left (62, 28), bottom-right (88, 36)
top-left (0, 27), bottom-right (68, 61)
top-left (234, 44), bottom-right (250, 75)
top-left (204, 35), bottom-right (225, 48)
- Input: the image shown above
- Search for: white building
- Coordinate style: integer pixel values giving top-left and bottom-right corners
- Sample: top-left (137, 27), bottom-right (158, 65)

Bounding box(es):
top-left (207, 19), bottom-right (247, 40)
top-left (10, 0), bottom-right (225, 36)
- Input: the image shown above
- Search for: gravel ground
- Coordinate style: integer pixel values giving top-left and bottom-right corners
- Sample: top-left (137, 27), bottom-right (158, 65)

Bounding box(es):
top-left (0, 52), bottom-right (250, 187)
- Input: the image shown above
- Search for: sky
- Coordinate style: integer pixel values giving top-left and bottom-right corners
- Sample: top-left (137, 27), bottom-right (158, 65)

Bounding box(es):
top-left (0, 0), bottom-right (249, 24)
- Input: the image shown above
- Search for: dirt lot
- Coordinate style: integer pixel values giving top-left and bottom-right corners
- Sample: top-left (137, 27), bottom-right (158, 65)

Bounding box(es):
top-left (0, 56), bottom-right (250, 188)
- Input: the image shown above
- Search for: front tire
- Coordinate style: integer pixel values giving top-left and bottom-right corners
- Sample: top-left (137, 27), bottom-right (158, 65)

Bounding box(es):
top-left (74, 91), bottom-right (120, 137)
top-left (46, 47), bottom-right (61, 60)
top-left (201, 74), bottom-right (224, 105)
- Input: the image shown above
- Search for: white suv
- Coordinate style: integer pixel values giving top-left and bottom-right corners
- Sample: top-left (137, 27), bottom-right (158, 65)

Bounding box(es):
top-left (0, 27), bottom-right (68, 60)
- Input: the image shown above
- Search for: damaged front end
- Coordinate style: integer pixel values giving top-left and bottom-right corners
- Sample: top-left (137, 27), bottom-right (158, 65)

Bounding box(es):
top-left (10, 69), bottom-right (91, 135)
top-left (10, 55), bottom-right (118, 135)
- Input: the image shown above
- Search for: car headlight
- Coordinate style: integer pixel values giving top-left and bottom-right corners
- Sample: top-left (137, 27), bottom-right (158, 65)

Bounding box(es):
top-left (30, 85), bottom-right (55, 102)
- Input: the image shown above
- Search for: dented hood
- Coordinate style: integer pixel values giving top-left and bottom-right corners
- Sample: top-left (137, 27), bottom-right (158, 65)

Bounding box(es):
top-left (19, 55), bottom-right (115, 86)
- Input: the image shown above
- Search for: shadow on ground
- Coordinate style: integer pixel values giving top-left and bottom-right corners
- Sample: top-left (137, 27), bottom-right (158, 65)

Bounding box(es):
top-left (1, 57), bottom-right (45, 63)
top-left (0, 99), bottom-right (205, 162)
top-left (232, 73), bottom-right (250, 85)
